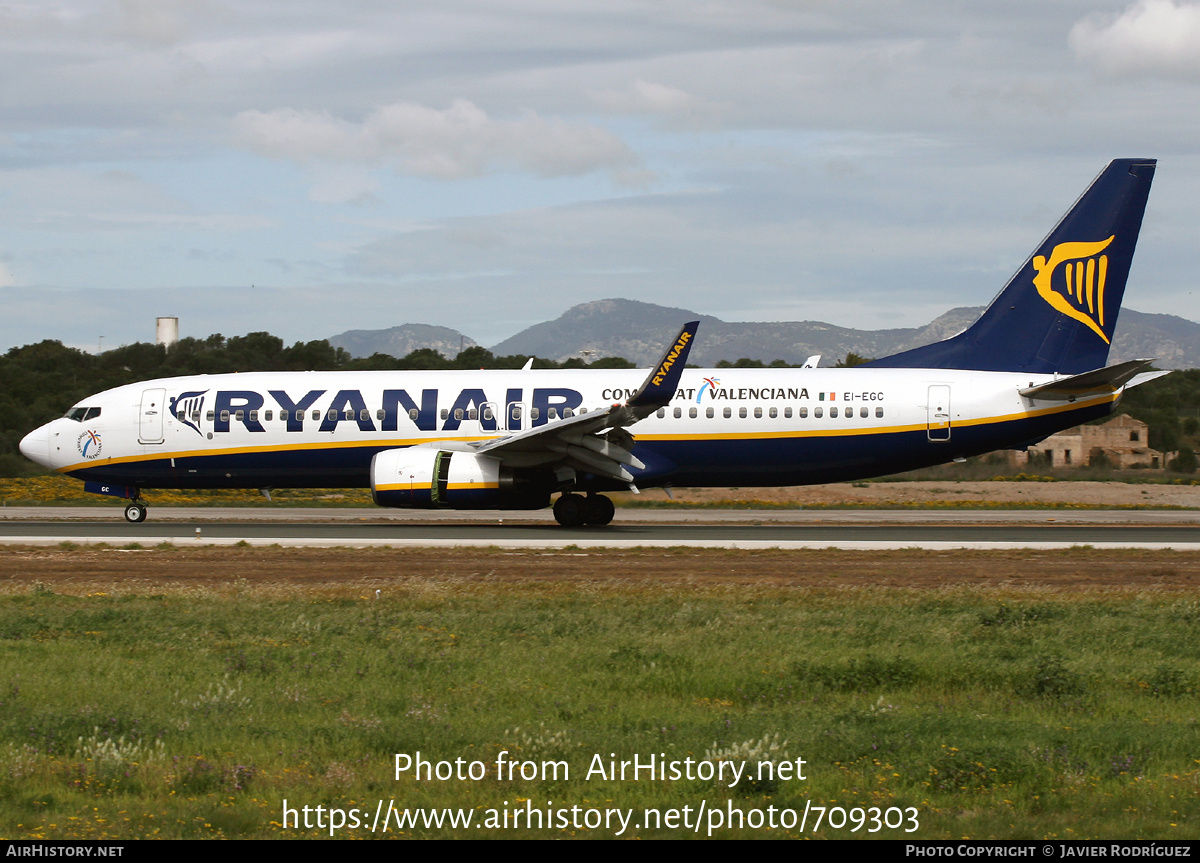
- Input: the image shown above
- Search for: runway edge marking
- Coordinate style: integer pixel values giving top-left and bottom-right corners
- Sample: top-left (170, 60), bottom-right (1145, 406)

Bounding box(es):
top-left (4, 536), bottom-right (1200, 551)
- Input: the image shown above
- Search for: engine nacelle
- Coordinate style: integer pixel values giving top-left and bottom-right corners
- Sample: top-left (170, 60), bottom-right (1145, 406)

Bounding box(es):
top-left (371, 447), bottom-right (520, 509)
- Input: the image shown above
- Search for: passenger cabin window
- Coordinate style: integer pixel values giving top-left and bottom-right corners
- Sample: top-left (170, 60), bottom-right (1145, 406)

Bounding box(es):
top-left (468, 408), bottom-right (478, 420)
top-left (739, 407), bottom-right (748, 418)
top-left (359, 409), bottom-right (369, 421)
top-left (673, 407), bottom-right (682, 419)
top-left (723, 407), bottom-right (732, 418)
top-left (483, 407), bottom-right (494, 421)
top-left (799, 407), bottom-right (807, 418)
top-left (280, 409), bottom-right (290, 421)
top-left (191, 411), bottom-right (200, 423)
top-left (769, 407), bottom-right (777, 419)
top-left (656, 408), bottom-right (665, 418)
top-left (264, 410), bottom-right (272, 421)
top-left (860, 407), bottom-right (868, 418)
top-left (376, 409), bottom-right (385, 420)
top-left (220, 411), bottom-right (230, 422)
top-left (440, 409), bottom-right (449, 420)
top-left (311, 409), bottom-right (321, 420)
top-left (814, 407), bottom-right (823, 418)
top-left (830, 407), bottom-right (838, 418)
top-left (548, 408), bottom-right (558, 419)
top-left (753, 407), bottom-right (762, 419)
top-left (206, 411), bottom-right (215, 421)
top-left (784, 407), bottom-right (792, 418)
top-left (343, 409), bottom-right (354, 420)
top-left (235, 410), bottom-right (245, 421)
top-left (706, 408), bottom-right (714, 419)
top-left (563, 408), bottom-right (574, 418)
top-left (689, 407), bottom-right (698, 418)
top-left (530, 408), bottom-right (540, 420)
top-left (454, 408), bottom-right (464, 421)
top-left (409, 408), bottom-right (419, 420)
top-left (327, 409), bottom-right (337, 421)
top-left (876, 407), bottom-right (884, 418)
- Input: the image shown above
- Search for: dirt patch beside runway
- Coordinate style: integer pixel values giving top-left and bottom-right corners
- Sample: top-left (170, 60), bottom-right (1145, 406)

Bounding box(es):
top-left (615, 480), bottom-right (1200, 508)
top-left (3, 545), bottom-right (1199, 593)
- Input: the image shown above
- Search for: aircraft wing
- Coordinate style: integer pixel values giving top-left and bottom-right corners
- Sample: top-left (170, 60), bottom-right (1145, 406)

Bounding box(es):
top-left (472, 321), bottom-right (699, 483)
top-left (1018, 358), bottom-right (1163, 401)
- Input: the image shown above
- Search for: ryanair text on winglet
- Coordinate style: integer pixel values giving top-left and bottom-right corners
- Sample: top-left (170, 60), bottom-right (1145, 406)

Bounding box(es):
top-left (650, 331), bottom-right (692, 387)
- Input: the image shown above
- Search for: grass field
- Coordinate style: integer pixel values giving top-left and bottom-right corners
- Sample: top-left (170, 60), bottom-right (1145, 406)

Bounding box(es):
top-left (1, 546), bottom-right (1197, 839)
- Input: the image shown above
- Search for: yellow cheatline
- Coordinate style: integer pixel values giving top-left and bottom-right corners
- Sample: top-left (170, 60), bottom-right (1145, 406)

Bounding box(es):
top-left (55, 434), bottom-right (493, 473)
top-left (52, 392), bottom-right (1118, 470)
top-left (374, 482), bottom-right (499, 492)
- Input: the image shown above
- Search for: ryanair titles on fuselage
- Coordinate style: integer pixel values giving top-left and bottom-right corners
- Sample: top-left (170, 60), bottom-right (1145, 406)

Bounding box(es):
top-left (169, 384), bottom-right (886, 436)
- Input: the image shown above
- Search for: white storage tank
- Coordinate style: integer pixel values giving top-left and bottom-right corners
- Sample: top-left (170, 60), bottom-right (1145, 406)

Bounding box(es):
top-left (155, 316), bottom-right (179, 349)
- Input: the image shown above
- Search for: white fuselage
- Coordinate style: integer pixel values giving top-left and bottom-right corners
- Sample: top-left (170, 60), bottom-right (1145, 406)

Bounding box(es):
top-left (21, 366), bottom-right (1117, 494)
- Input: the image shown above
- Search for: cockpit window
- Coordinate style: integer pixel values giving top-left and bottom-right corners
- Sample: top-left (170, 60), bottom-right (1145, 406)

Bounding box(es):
top-left (65, 407), bottom-right (101, 421)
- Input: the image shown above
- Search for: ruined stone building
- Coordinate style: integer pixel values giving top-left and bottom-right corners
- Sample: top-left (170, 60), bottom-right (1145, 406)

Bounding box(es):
top-left (1008, 414), bottom-right (1169, 469)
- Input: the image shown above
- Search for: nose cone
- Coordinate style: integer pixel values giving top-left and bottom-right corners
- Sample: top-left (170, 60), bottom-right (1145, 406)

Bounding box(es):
top-left (19, 425), bottom-right (51, 468)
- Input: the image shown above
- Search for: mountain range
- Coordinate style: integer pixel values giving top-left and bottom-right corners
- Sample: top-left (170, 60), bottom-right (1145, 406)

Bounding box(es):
top-left (328, 299), bottom-right (1200, 369)
top-left (328, 323), bottom-right (478, 360)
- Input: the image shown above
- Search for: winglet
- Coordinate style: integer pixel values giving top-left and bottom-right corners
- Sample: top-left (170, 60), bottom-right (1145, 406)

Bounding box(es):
top-left (626, 321), bottom-right (700, 410)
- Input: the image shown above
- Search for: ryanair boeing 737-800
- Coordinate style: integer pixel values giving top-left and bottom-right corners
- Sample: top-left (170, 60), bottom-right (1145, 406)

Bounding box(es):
top-left (19, 159), bottom-right (1166, 526)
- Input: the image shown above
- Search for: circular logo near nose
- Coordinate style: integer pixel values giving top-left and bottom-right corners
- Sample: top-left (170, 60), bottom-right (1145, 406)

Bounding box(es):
top-left (77, 430), bottom-right (103, 459)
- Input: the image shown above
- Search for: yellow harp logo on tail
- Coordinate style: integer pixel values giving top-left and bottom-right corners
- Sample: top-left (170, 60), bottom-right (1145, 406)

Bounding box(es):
top-left (1031, 235), bottom-right (1115, 344)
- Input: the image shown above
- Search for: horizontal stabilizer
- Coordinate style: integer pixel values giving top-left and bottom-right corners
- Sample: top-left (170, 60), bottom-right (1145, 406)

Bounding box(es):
top-left (1126, 370), bottom-right (1171, 389)
top-left (1019, 359), bottom-right (1157, 401)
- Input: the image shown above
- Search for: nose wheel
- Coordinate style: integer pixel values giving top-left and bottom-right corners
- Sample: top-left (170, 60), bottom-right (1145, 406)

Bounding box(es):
top-left (124, 502), bottom-right (148, 523)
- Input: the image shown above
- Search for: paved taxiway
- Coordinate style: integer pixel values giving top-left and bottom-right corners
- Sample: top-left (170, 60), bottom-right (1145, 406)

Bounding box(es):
top-left (1, 507), bottom-right (1199, 549)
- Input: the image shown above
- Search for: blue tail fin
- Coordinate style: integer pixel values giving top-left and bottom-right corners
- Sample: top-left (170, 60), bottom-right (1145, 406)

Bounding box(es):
top-left (866, 158), bottom-right (1156, 374)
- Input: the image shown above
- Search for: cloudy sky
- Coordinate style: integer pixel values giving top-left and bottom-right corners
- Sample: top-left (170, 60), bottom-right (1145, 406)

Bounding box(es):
top-left (2, 0), bottom-right (1199, 353)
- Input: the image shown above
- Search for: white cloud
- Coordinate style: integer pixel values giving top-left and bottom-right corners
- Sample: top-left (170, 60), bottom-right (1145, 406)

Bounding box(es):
top-left (590, 79), bottom-right (728, 126)
top-left (1070, 0), bottom-right (1200, 78)
top-left (233, 100), bottom-right (638, 180)
top-left (0, 262), bottom-right (14, 288)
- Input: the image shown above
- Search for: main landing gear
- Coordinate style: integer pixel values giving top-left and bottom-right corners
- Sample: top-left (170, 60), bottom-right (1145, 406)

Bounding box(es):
top-left (552, 493), bottom-right (615, 527)
top-left (123, 501), bottom-right (148, 523)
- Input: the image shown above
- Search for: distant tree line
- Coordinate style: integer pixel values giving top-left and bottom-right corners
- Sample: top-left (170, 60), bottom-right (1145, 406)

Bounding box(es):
top-left (1118, 368), bottom-right (1200, 471)
top-left (1, 333), bottom-right (1194, 476)
top-left (0, 333), bottom-right (638, 477)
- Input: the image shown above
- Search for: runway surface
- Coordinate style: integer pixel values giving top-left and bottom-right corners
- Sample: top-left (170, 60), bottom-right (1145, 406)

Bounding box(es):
top-left (2, 505), bottom-right (1199, 523)
top-left (3, 507), bottom-right (1200, 549)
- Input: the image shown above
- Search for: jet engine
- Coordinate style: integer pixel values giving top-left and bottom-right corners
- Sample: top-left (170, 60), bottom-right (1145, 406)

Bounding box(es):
top-left (370, 446), bottom-right (548, 510)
